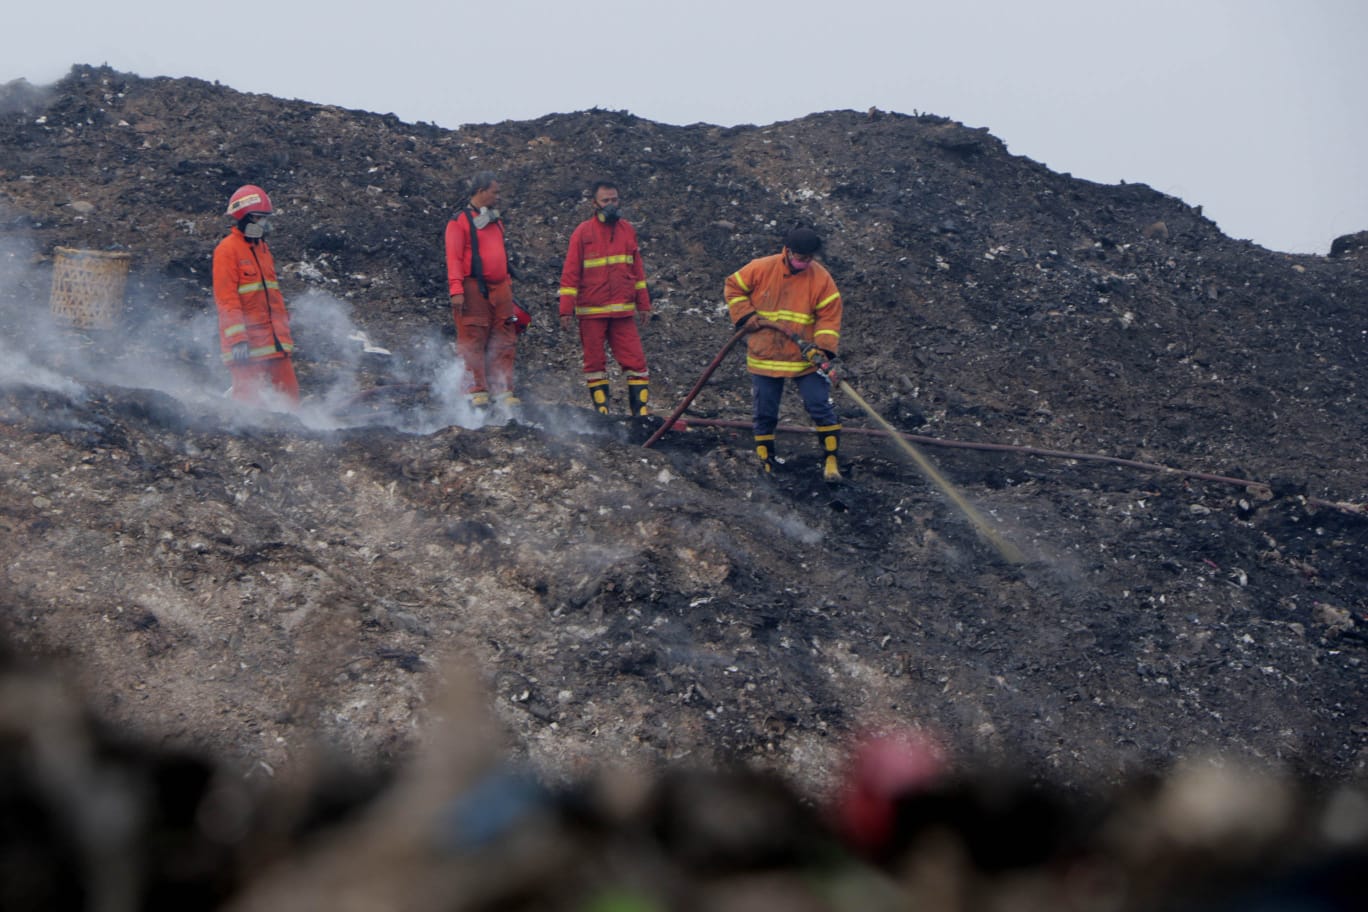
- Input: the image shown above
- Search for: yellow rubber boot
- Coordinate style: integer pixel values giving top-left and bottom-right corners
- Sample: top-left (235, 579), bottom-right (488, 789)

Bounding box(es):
top-left (587, 379), bottom-right (610, 414)
top-left (817, 424), bottom-right (843, 482)
top-left (627, 379), bottom-right (650, 416)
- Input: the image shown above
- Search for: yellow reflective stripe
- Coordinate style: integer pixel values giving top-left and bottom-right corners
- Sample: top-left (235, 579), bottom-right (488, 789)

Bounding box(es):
top-left (815, 329), bottom-right (840, 343)
top-left (582, 254), bottom-right (634, 269)
top-left (747, 356), bottom-right (809, 373)
top-left (757, 309), bottom-right (815, 325)
top-left (559, 287), bottom-right (579, 296)
top-left (574, 302), bottom-right (637, 316)
top-left (727, 295), bottom-right (750, 306)
top-left (634, 280), bottom-right (647, 290)
top-left (237, 282), bottom-right (263, 294)
top-left (729, 271), bottom-right (751, 292)
top-left (816, 291), bottom-right (841, 309)
top-left (224, 323), bottom-right (246, 338)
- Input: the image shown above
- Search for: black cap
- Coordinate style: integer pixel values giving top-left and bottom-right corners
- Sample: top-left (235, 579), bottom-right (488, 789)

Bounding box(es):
top-left (784, 226), bottom-right (822, 255)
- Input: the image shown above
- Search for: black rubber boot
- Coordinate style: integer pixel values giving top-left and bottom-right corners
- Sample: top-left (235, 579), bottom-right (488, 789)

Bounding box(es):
top-left (627, 379), bottom-right (650, 416)
top-left (588, 379), bottom-right (610, 414)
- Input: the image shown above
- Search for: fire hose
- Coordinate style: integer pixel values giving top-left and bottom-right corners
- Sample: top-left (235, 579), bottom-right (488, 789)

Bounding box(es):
top-left (641, 325), bottom-right (749, 448)
top-left (333, 343), bottom-right (1364, 521)
top-left (647, 322), bottom-right (1024, 562)
top-left (783, 330), bottom-right (1025, 563)
top-left (673, 418), bottom-right (1365, 518)
top-left (645, 323), bottom-right (1367, 558)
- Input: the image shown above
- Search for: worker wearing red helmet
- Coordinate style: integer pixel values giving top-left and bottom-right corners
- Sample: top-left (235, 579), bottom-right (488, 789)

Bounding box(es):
top-left (212, 184), bottom-right (299, 408)
top-left (725, 226), bottom-right (845, 481)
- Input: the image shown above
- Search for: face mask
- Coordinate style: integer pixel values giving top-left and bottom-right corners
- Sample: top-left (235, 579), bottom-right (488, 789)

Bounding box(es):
top-left (243, 217), bottom-right (270, 239)
top-left (598, 204), bottom-right (621, 224)
top-left (472, 206), bottom-right (500, 229)
top-left (787, 252), bottom-right (811, 272)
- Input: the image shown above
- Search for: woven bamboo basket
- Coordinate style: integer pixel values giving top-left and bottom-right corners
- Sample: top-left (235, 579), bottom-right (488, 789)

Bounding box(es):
top-left (49, 246), bottom-right (131, 329)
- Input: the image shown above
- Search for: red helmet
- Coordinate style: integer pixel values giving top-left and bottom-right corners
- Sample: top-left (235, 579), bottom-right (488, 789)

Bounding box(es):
top-left (226, 184), bottom-right (272, 219)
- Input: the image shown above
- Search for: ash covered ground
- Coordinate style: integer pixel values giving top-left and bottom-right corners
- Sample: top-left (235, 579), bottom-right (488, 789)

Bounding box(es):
top-left (1, 65), bottom-right (1366, 910)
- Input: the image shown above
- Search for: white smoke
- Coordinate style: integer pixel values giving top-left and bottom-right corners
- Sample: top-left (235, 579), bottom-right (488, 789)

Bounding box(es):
top-left (0, 234), bottom-right (86, 397)
top-left (0, 231), bottom-right (593, 437)
top-left (287, 289), bottom-right (564, 434)
top-left (0, 237), bottom-right (460, 431)
top-left (0, 230), bottom-right (238, 410)
top-left (0, 332), bottom-right (85, 397)
top-left (286, 288), bottom-right (372, 429)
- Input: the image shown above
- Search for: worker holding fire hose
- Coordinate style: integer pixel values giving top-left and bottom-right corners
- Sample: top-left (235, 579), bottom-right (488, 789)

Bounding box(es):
top-left (725, 226), bottom-right (845, 482)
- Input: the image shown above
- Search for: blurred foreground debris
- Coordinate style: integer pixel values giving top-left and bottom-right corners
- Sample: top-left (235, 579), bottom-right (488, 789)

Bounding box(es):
top-left (4, 657), bottom-right (1365, 912)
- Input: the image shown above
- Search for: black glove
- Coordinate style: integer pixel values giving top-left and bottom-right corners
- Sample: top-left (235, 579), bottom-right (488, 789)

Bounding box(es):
top-left (231, 341), bottom-right (250, 363)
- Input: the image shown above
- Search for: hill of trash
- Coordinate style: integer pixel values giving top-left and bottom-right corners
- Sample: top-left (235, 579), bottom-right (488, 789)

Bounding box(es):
top-left (1, 64), bottom-right (1365, 909)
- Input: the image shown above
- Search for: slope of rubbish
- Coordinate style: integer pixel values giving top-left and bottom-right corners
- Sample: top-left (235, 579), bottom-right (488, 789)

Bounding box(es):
top-left (1, 63), bottom-right (1365, 802)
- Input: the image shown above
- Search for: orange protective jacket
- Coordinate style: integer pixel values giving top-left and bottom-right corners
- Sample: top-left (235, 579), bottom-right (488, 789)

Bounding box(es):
top-left (213, 228), bottom-right (294, 364)
top-left (558, 215), bottom-right (650, 319)
top-left (725, 252), bottom-right (842, 377)
top-left (445, 210), bottom-right (509, 294)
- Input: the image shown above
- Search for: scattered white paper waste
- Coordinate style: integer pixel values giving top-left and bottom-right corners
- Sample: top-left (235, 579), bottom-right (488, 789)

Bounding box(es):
top-left (348, 331), bottom-right (392, 356)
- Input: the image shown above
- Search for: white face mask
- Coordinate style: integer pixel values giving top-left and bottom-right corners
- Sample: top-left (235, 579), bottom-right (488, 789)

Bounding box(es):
top-left (243, 217), bottom-right (270, 239)
top-left (472, 207), bottom-right (500, 229)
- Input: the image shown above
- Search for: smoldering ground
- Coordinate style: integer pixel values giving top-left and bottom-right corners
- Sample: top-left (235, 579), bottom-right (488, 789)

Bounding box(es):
top-left (0, 240), bottom-right (589, 436)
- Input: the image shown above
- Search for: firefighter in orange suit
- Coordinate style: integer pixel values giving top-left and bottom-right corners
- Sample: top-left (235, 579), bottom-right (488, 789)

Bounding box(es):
top-left (445, 171), bottom-right (519, 409)
top-left (558, 180), bottom-right (652, 415)
top-left (213, 184), bottom-right (299, 409)
top-left (725, 227), bottom-right (844, 481)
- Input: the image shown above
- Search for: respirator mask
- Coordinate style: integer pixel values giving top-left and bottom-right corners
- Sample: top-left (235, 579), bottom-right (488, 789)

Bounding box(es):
top-left (472, 206), bottom-right (501, 229)
top-left (598, 204), bottom-right (621, 224)
top-left (243, 215), bottom-right (271, 239)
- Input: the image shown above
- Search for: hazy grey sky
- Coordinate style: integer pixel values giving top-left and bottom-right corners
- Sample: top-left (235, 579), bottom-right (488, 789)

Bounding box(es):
top-left (6, 0), bottom-right (1365, 254)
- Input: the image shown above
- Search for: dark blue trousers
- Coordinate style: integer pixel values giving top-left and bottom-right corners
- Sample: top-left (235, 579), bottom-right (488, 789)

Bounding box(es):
top-left (751, 372), bottom-right (837, 436)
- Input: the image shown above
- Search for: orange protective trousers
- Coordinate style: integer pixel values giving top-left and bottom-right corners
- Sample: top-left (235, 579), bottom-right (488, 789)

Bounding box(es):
top-left (229, 357), bottom-right (300, 409)
top-left (454, 277), bottom-right (518, 395)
